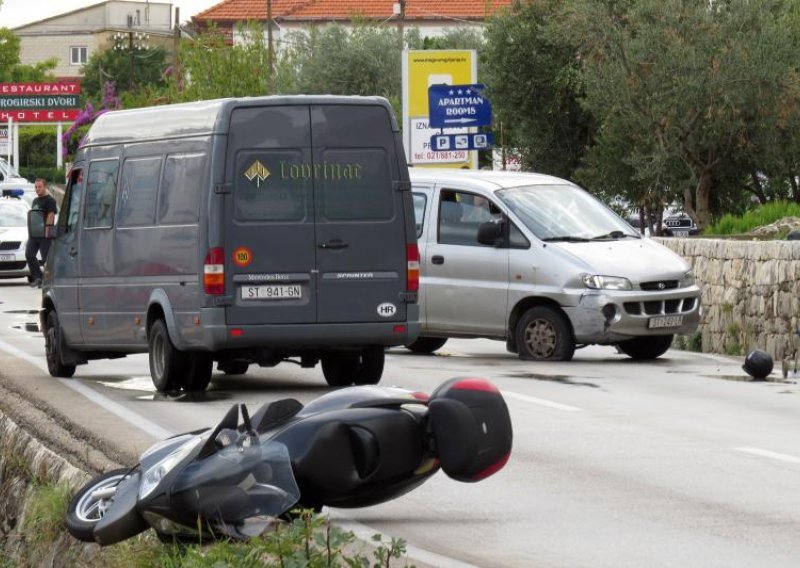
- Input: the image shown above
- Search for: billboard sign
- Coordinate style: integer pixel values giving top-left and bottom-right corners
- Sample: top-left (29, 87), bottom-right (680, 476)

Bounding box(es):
top-left (402, 50), bottom-right (477, 168)
top-left (0, 82), bottom-right (81, 122)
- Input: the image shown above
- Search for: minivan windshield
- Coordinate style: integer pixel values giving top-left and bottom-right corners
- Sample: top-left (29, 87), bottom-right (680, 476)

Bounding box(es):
top-left (496, 184), bottom-right (640, 241)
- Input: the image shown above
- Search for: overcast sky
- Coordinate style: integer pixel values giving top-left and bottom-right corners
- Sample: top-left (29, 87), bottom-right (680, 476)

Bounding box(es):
top-left (0, 0), bottom-right (221, 29)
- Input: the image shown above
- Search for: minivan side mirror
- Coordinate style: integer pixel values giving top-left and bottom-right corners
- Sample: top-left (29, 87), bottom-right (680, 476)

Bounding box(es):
top-left (477, 219), bottom-right (504, 247)
top-left (28, 210), bottom-right (49, 239)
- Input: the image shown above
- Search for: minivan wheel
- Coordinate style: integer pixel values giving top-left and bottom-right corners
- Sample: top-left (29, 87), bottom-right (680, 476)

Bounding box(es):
top-left (184, 353), bottom-right (213, 392)
top-left (406, 337), bottom-right (448, 354)
top-left (353, 346), bottom-right (385, 385)
top-left (516, 306), bottom-right (575, 361)
top-left (45, 311), bottom-right (76, 378)
top-left (148, 319), bottom-right (188, 393)
top-left (321, 352), bottom-right (358, 387)
top-left (617, 335), bottom-right (673, 360)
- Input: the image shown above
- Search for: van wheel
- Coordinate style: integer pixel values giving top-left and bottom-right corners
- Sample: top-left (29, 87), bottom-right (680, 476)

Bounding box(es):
top-left (617, 335), bottom-right (673, 360)
top-left (354, 346), bottom-right (385, 385)
top-left (148, 319), bottom-right (188, 393)
top-left (218, 361), bottom-right (249, 375)
top-left (184, 353), bottom-right (213, 392)
top-left (321, 352), bottom-right (358, 387)
top-left (45, 311), bottom-right (76, 378)
top-left (406, 337), bottom-right (448, 354)
top-left (516, 306), bottom-right (575, 361)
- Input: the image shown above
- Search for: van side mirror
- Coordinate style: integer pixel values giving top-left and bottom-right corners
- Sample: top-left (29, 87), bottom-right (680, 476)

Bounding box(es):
top-left (477, 220), bottom-right (504, 247)
top-left (28, 210), bottom-right (48, 239)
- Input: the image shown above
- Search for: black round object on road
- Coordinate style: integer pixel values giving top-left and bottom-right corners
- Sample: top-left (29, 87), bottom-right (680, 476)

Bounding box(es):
top-left (742, 349), bottom-right (773, 380)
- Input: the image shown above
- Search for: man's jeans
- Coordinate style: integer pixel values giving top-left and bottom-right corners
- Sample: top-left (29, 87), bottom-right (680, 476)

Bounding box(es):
top-left (25, 238), bottom-right (51, 281)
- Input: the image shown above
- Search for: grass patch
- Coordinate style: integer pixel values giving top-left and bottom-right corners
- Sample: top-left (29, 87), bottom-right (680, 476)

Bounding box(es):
top-left (23, 482), bottom-right (73, 545)
top-left (673, 331), bottom-right (702, 352)
top-left (705, 200), bottom-right (800, 235)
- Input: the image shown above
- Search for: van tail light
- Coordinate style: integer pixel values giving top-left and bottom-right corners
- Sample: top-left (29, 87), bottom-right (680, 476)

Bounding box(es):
top-left (406, 243), bottom-right (420, 292)
top-left (204, 247), bottom-right (225, 295)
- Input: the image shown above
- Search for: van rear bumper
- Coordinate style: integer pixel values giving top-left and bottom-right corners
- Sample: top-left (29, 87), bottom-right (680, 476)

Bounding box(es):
top-left (198, 307), bottom-right (420, 350)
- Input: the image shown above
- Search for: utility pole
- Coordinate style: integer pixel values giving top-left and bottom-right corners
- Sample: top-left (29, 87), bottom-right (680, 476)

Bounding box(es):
top-left (267, 0), bottom-right (273, 91)
top-left (173, 7), bottom-right (181, 91)
top-left (396, 0), bottom-right (406, 51)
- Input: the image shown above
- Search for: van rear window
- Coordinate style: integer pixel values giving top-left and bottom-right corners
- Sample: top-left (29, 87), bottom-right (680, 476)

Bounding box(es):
top-left (234, 150), bottom-right (308, 222)
top-left (317, 148), bottom-right (392, 221)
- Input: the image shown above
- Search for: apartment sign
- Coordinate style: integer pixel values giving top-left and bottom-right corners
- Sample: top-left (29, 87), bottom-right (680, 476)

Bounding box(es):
top-left (0, 82), bottom-right (81, 122)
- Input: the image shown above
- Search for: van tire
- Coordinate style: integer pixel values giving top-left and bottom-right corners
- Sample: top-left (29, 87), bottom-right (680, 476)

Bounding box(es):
top-left (617, 335), bottom-right (673, 360)
top-left (184, 353), bottom-right (213, 392)
top-left (45, 311), bottom-right (76, 378)
top-left (148, 319), bottom-right (187, 393)
top-left (321, 352), bottom-right (358, 387)
top-left (353, 346), bottom-right (385, 385)
top-left (516, 306), bottom-right (575, 361)
top-left (406, 337), bottom-right (448, 354)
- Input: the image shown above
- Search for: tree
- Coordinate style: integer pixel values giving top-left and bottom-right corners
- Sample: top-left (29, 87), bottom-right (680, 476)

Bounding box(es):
top-left (81, 42), bottom-right (168, 105)
top-left (483, 0), bottom-right (595, 179)
top-left (0, 28), bottom-right (56, 82)
top-left (562, 0), bottom-right (800, 229)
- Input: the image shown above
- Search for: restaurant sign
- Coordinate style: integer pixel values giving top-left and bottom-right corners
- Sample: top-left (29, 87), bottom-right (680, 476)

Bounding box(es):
top-left (0, 82), bottom-right (81, 122)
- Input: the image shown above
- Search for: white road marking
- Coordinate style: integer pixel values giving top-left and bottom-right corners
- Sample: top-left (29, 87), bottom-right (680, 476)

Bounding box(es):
top-left (736, 447), bottom-right (800, 465)
top-left (0, 338), bottom-right (172, 440)
top-left (328, 511), bottom-right (482, 568)
top-left (501, 390), bottom-right (583, 412)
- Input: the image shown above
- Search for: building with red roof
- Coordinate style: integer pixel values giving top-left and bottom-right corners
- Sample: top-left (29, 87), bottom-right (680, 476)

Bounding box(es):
top-left (192, 0), bottom-right (512, 44)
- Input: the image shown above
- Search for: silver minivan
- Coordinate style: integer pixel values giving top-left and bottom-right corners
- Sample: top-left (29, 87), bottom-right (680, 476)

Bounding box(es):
top-left (409, 169), bottom-right (701, 360)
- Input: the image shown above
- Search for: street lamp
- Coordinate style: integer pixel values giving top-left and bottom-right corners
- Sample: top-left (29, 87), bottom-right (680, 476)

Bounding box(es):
top-left (112, 31), bottom-right (150, 90)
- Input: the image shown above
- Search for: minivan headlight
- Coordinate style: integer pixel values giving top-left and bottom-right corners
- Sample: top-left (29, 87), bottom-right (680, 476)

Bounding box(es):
top-left (680, 269), bottom-right (695, 288)
top-left (582, 275), bottom-right (632, 291)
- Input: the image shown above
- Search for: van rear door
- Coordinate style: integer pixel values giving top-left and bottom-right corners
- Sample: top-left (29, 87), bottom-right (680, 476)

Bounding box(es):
top-left (223, 102), bottom-right (408, 326)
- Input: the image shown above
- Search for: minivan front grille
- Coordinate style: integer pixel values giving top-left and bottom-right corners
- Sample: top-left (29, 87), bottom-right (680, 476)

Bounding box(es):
top-left (0, 241), bottom-right (21, 250)
top-left (0, 261), bottom-right (26, 270)
top-left (640, 280), bottom-right (678, 291)
top-left (624, 297), bottom-right (697, 316)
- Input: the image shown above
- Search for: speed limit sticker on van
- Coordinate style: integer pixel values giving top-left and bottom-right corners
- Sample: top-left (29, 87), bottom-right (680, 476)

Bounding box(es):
top-left (233, 247), bottom-right (253, 267)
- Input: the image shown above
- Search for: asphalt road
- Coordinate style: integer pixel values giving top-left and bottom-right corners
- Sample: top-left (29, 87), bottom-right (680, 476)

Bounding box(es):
top-left (1, 278), bottom-right (800, 567)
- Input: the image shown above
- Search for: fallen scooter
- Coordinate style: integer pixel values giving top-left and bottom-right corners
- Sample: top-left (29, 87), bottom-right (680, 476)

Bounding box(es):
top-left (66, 377), bottom-right (513, 545)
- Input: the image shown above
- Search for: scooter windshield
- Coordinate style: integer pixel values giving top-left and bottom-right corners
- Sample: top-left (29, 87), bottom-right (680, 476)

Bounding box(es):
top-left (170, 440), bottom-right (300, 529)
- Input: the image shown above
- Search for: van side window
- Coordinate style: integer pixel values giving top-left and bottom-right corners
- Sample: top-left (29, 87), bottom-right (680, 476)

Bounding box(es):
top-left (509, 221), bottom-right (530, 249)
top-left (58, 167), bottom-right (84, 234)
top-left (412, 193), bottom-right (427, 238)
top-left (160, 153), bottom-right (204, 225)
top-left (438, 189), bottom-right (502, 247)
top-left (85, 159), bottom-right (119, 229)
top-left (118, 157), bottom-right (161, 227)
top-left (317, 149), bottom-right (392, 220)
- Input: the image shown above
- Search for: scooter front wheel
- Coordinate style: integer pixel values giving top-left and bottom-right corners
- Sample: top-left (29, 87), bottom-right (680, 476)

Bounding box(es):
top-left (66, 468), bottom-right (130, 542)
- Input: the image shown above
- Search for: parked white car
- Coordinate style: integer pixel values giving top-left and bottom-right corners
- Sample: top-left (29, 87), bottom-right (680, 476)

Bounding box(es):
top-left (0, 197), bottom-right (32, 282)
top-left (409, 168), bottom-right (702, 361)
top-left (0, 158), bottom-right (36, 205)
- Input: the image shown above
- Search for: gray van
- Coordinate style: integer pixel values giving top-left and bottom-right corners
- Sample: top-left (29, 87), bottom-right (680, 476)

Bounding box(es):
top-left (30, 96), bottom-right (420, 391)
top-left (409, 169), bottom-right (701, 361)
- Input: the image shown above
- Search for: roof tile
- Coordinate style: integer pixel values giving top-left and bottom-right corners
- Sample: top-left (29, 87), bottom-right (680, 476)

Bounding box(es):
top-left (194, 0), bottom-right (512, 22)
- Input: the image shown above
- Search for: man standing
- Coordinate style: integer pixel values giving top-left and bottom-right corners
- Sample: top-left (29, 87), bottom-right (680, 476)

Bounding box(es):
top-left (26, 178), bottom-right (58, 288)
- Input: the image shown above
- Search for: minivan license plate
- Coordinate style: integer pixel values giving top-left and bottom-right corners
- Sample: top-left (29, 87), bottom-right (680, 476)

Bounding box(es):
top-left (648, 315), bottom-right (683, 329)
top-left (241, 284), bottom-right (302, 300)
top-left (0, 254), bottom-right (13, 261)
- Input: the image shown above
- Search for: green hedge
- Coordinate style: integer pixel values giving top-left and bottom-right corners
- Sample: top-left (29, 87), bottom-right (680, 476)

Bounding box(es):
top-left (18, 166), bottom-right (66, 184)
top-left (705, 200), bottom-right (800, 235)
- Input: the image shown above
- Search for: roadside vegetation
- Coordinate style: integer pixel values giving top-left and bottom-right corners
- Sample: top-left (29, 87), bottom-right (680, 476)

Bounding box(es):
top-left (704, 200), bottom-right (800, 236)
top-left (11, 481), bottom-right (414, 568)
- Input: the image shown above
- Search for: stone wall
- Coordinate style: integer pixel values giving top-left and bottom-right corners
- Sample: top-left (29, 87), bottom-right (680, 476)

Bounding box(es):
top-left (657, 237), bottom-right (800, 361)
